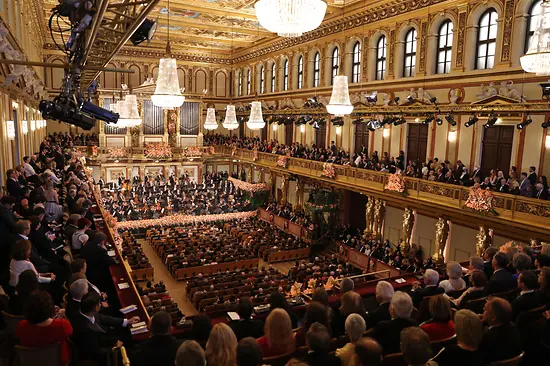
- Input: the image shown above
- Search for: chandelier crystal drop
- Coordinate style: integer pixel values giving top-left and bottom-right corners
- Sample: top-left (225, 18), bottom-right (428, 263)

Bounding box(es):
top-left (203, 107), bottom-right (219, 130)
top-left (117, 94), bottom-right (143, 128)
top-left (151, 44), bottom-right (185, 108)
top-left (247, 101), bottom-right (266, 130)
top-left (223, 105), bottom-right (239, 130)
top-left (326, 75), bottom-right (354, 116)
top-left (255, 0), bottom-right (327, 37)
top-left (521, 1), bottom-right (550, 75)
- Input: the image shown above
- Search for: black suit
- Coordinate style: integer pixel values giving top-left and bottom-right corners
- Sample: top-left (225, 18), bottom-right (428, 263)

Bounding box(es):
top-left (487, 269), bottom-right (517, 295)
top-left (229, 318), bottom-right (264, 341)
top-left (303, 350), bottom-right (342, 366)
top-left (483, 261), bottom-right (494, 280)
top-left (80, 243), bottom-right (116, 289)
top-left (511, 291), bottom-right (543, 320)
top-left (71, 312), bottom-right (123, 363)
top-left (365, 302), bottom-right (391, 329)
top-left (6, 178), bottom-right (23, 200)
top-left (528, 172), bottom-right (538, 188)
top-left (535, 189), bottom-right (549, 200)
top-left (372, 317), bottom-right (417, 355)
top-left (478, 323), bottom-right (523, 363)
top-left (130, 334), bottom-right (183, 366)
top-left (410, 286), bottom-right (444, 308)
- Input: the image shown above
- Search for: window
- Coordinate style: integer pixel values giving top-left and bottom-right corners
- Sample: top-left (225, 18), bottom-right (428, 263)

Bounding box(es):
top-left (313, 52), bottom-right (321, 87)
top-left (352, 41), bottom-right (361, 83)
top-left (271, 63), bottom-right (276, 92)
top-left (260, 66), bottom-right (265, 93)
top-left (436, 20), bottom-right (453, 74)
top-left (283, 59), bottom-right (289, 91)
top-left (403, 29), bottom-right (417, 77)
top-left (246, 69), bottom-right (251, 95)
top-left (476, 9), bottom-right (498, 70)
top-left (297, 56), bottom-right (304, 89)
top-left (238, 72), bottom-right (242, 96)
top-left (376, 36), bottom-right (387, 80)
top-left (331, 47), bottom-right (339, 85)
top-left (525, 0), bottom-right (542, 54)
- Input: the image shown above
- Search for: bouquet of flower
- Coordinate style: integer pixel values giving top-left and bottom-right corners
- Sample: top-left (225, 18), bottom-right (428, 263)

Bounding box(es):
top-left (499, 241), bottom-right (523, 254)
top-left (145, 143), bottom-right (172, 160)
top-left (182, 146), bottom-right (203, 157)
top-left (228, 177), bottom-right (270, 193)
top-left (321, 162), bottom-right (335, 179)
top-left (464, 187), bottom-right (497, 215)
top-left (277, 155), bottom-right (287, 168)
top-left (109, 147), bottom-right (126, 159)
top-left (385, 173), bottom-right (406, 195)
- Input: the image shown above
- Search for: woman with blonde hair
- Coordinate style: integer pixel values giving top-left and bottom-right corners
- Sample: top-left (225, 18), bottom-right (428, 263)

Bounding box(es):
top-left (438, 261), bottom-right (466, 293)
top-left (433, 309), bottom-right (484, 366)
top-left (257, 308), bottom-right (296, 357)
top-left (205, 323), bottom-right (238, 366)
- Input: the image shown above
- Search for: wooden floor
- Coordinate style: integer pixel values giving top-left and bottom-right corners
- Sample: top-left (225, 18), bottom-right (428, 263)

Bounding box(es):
top-left (137, 239), bottom-right (297, 316)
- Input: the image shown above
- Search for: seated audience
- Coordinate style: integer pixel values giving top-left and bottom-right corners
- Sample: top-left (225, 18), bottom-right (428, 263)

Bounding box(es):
top-left (16, 290), bottom-right (72, 365)
top-left (400, 327), bottom-right (436, 366)
top-left (438, 261), bottom-right (466, 293)
top-left (410, 269), bottom-right (444, 308)
top-left (336, 313), bottom-right (366, 366)
top-left (487, 252), bottom-right (516, 295)
top-left (229, 297), bottom-right (264, 341)
top-left (512, 270), bottom-right (542, 320)
top-left (354, 338), bottom-right (382, 366)
top-left (236, 337), bottom-right (263, 366)
top-left (131, 311), bottom-right (183, 366)
top-left (205, 323), bottom-right (238, 366)
top-left (9, 239), bottom-right (55, 287)
top-left (257, 308), bottom-right (296, 357)
top-left (420, 295), bottom-right (455, 341)
top-left (365, 281), bottom-right (394, 329)
top-left (175, 340), bottom-right (206, 366)
top-left (303, 322), bottom-right (342, 366)
top-left (333, 291), bottom-right (366, 337)
top-left (296, 301), bottom-right (330, 346)
top-left (539, 266), bottom-right (550, 306)
top-left (8, 269), bottom-right (38, 315)
top-left (79, 231), bottom-right (116, 289)
top-left (190, 313), bottom-right (213, 346)
top-left (483, 247), bottom-right (498, 280)
top-left (452, 270), bottom-right (487, 308)
top-left (512, 252), bottom-right (533, 280)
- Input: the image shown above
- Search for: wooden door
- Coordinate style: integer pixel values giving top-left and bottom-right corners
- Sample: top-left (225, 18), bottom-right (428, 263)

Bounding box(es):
top-left (285, 124), bottom-right (293, 145)
top-left (315, 123), bottom-right (327, 149)
top-left (354, 123), bottom-right (370, 154)
top-left (480, 125), bottom-right (514, 177)
top-left (261, 124), bottom-right (268, 142)
top-left (406, 124), bottom-right (429, 163)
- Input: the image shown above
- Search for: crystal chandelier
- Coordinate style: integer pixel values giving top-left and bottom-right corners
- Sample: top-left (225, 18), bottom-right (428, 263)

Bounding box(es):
top-left (223, 105), bottom-right (239, 130)
top-left (203, 107), bottom-right (219, 130)
top-left (327, 75), bottom-right (354, 116)
top-left (247, 101), bottom-right (266, 130)
top-left (521, 0), bottom-right (550, 75)
top-left (255, 0), bottom-right (327, 37)
top-left (117, 94), bottom-right (143, 128)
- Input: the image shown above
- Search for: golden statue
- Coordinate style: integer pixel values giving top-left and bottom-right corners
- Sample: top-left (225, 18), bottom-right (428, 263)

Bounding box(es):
top-left (373, 198), bottom-right (385, 238)
top-left (364, 198), bottom-right (374, 235)
top-left (475, 226), bottom-right (491, 257)
top-left (433, 217), bottom-right (449, 264)
top-left (402, 208), bottom-right (415, 254)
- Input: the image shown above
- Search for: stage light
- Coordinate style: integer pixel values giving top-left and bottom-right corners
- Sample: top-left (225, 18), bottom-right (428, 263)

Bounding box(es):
top-left (542, 117), bottom-right (550, 128)
top-left (130, 18), bottom-right (158, 46)
top-left (393, 116), bottom-right (406, 126)
top-left (517, 115), bottom-right (533, 130)
top-left (445, 113), bottom-right (457, 126)
top-left (465, 115), bottom-right (478, 128)
top-left (436, 117), bottom-right (443, 126)
top-left (393, 97), bottom-right (400, 105)
top-left (407, 95), bottom-right (414, 104)
top-left (484, 112), bottom-right (498, 129)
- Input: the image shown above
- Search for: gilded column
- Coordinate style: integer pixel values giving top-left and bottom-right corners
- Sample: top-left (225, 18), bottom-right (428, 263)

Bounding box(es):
top-left (475, 226), bottom-right (492, 257)
top-left (364, 198), bottom-right (374, 236)
top-left (295, 180), bottom-right (304, 209)
top-left (402, 208), bottom-right (415, 254)
top-left (281, 175), bottom-right (288, 203)
top-left (373, 198), bottom-right (386, 238)
top-left (500, 0), bottom-right (517, 65)
top-left (433, 217), bottom-right (449, 264)
top-left (387, 28), bottom-right (395, 79)
top-left (417, 20), bottom-right (429, 76)
top-left (454, 7), bottom-right (468, 71)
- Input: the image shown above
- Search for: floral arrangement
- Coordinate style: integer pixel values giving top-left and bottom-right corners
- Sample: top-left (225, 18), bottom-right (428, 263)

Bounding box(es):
top-left (116, 210), bottom-right (257, 231)
top-left (181, 146), bottom-right (203, 157)
top-left (385, 173), bottom-right (406, 196)
top-left (277, 155), bottom-right (288, 168)
top-left (104, 211), bottom-right (118, 230)
top-left (499, 241), bottom-right (525, 254)
top-left (464, 187), bottom-right (498, 215)
top-left (228, 177), bottom-right (270, 193)
top-left (145, 143), bottom-right (173, 160)
top-left (253, 148), bottom-right (259, 162)
top-left (321, 162), bottom-right (335, 179)
top-left (109, 147), bottom-right (126, 159)
top-left (91, 146), bottom-right (99, 157)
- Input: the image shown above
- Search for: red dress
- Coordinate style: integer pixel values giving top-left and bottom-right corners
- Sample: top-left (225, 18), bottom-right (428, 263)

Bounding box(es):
top-left (16, 318), bottom-right (73, 364)
top-left (420, 320), bottom-right (456, 341)
top-left (257, 335), bottom-right (295, 357)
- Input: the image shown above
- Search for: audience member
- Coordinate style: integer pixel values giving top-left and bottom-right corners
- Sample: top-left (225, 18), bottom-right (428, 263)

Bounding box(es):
top-left (400, 327), bottom-right (436, 366)
top-left (205, 323), bottom-right (238, 366)
top-left (8, 269), bottom-right (38, 315)
top-left (336, 313), bottom-right (366, 366)
top-left (420, 295), bottom-right (455, 341)
top-left (512, 270), bottom-right (542, 320)
top-left (488, 252), bottom-right (517, 294)
top-left (410, 269), bottom-right (443, 307)
top-left (452, 270), bottom-right (487, 308)
top-left (303, 322), bottom-right (342, 366)
top-left (438, 262), bottom-right (466, 293)
top-left (175, 340), bottom-right (206, 366)
top-left (229, 297), bottom-right (264, 341)
top-left (257, 308), bottom-right (296, 357)
top-left (236, 337), bottom-right (263, 366)
top-left (365, 281), bottom-right (394, 329)
top-left (354, 338), bottom-right (382, 366)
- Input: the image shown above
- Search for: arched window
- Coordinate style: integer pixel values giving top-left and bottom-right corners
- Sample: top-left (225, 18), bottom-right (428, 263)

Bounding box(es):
top-left (271, 63), bottom-right (276, 92)
top-left (403, 28), bottom-right (417, 77)
top-left (331, 47), bottom-right (339, 85)
top-left (525, 0), bottom-right (542, 54)
top-left (283, 59), bottom-right (289, 91)
top-left (352, 41), bottom-right (361, 83)
top-left (376, 36), bottom-right (387, 80)
top-left (246, 68), bottom-right (251, 95)
top-left (297, 56), bottom-right (304, 89)
top-left (313, 52), bottom-right (321, 87)
top-left (476, 9), bottom-right (498, 70)
top-left (436, 20), bottom-right (453, 74)
top-left (238, 72), bottom-right (242, 96)
top-left (260, 65), bottom-right (265, 93)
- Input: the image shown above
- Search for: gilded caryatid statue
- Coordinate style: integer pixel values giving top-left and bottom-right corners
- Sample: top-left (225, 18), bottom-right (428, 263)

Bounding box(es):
top-left (476, 226), bottom-right (491, 257)
top-left (433, 217), bottom-right (449, 264)
top-left (372, 198), bottom-right (385, 238)
top-left (402, 208), bottom-right (415, 254)
top-left (364, 198), bottom-right (375, 236)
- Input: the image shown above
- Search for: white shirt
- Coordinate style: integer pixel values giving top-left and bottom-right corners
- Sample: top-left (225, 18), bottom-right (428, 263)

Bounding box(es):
top-left (9, 259), bottom-right (52, 287)
top-left (23, 163), bottom-right (36, 177)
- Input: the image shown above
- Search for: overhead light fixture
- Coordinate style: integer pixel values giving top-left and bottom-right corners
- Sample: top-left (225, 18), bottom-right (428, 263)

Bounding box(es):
top-left (407, 95), bottom-right (415, 104)
top-left (312, 120), bottom-right (321, 129)
top-left (465, 114), bottom-right (478, 128)
top-left (203, 107), bottom-right (218, 130)
top-left (327, 75), bottom-right (354, 117)
top-left (393, 116), bottom-right (406, 126)
top-left (21, 120), bottom-right (28, 135)
top-left (117, 94), bottom-right (143, 128)
top-left (247, 101), bottom-right (265, 130)
top-left (429, 97), bottom-right (438, 106)
top-left (445, 113), bottom-right (457, 126)
top-left (521, 0), bottom-right (550, 75)
top-left (517, 115), bottom-right (533, 130)
top-left (542, 117), bottom-right (550, 128)
top-left (435, 117), bottom-right (443, 126)
top-left (7, 120), bottom-right (15, 140)
top-left (255, 0), bottom-right (327, 37)
top-left (423, 114), bottom-right (434, 124)
top-left (414, 117), bottom-right (420, 123)
top-left (393, 97), bottom-right (400, 105)
top-left (365, 92), bottom-right (378, 104)
top-left (130, 18), bottom-right (158, 46)
top-left (223, 105), bottom-right (239, 130)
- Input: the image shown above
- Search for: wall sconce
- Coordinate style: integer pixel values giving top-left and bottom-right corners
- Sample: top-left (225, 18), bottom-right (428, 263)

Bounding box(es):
top-left (272, 124), bottom-right (277, 132)
top-left (335, 126), bottom-right (342, 135)
top-left (546, 135), bottom-right (550, 149)
top-left (300, 124), bottom-right (306, 133)
top-left (7, 120), bottom-right (15, 140)
top-left (383, 128), bottom-right (390, 138)
top-left (21, 120), bottom-right (28, 135)
top-left (448, 130), bottom-right (457, 142)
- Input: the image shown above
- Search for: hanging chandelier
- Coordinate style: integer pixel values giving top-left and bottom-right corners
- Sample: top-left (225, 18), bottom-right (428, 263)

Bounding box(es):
top-left (223, 105), bottom-right (239, 130)
top-left (117, 94), bottom-right (143, 128)
top-left (203, 107), bottom-right (219, 130)
top-left (327, 75), bottom-right (354, 116)
top-left (247, 101), bottom-right (266, 130)
top-left (255, 0), bottom-right (327, 37)
top-left (521, 0), bottom-right (550, 75)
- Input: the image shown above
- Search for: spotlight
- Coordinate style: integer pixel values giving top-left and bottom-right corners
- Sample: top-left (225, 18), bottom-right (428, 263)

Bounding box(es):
top-left (484, 112), bottom-right (498, 129)
top-left (429, 97), bottom-right (437, 105)
top-left (465, 114), bottom-right (478, 128)
top-left (423, 114), bottom-right (434, 124)
top-left (407, 95), bottom-right (415, 104)
top-left (436, 117), bottom-right (443, 126)
top-left (382, 116), bottom-right (392, 125)
top-left (517, 115), bottom-right (533, 130)
top-left (393, 116), bottom-right (406, 126)
top-left (352, 115), bottom-right (363, 124)
top-left (445, 113), bottom-right (457, 127)
top-left (365, 92), bottom-right (378, 103)
top-left (393, 97), bottom-right (400, 105)
top-left (312, 120), bottom-right (321, 129)
top-left (542, 117), bottom-right (550, 129)
top-left (130, 18), bottom-right (158, 46)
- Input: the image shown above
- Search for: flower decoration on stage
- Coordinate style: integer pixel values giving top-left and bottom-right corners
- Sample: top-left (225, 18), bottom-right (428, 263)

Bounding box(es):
top-left (385, 173), bottom-right (406, 196)
top-left (253, 148), bottom-right (259, 162)
top-left (104, 212), bottom-right (118, 230)
top-left (321, 162), bottom-right (335, 179)
top-left (464, 186), bottom-right (498, 216)
top-left (116, 211), bottom-right (257, 230)
top-left (145, 143), bottom-right (173, 160)
top-left (109, 147), bottom-right (126, 159)
top-left (181, 146), bottom-right (203, 157)
top-left (277, 155), bottom-right (288, 168)
top-left (91, 146), bottom-right (99, 158)
top-left (228, 177), bottom-right (270, 193)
